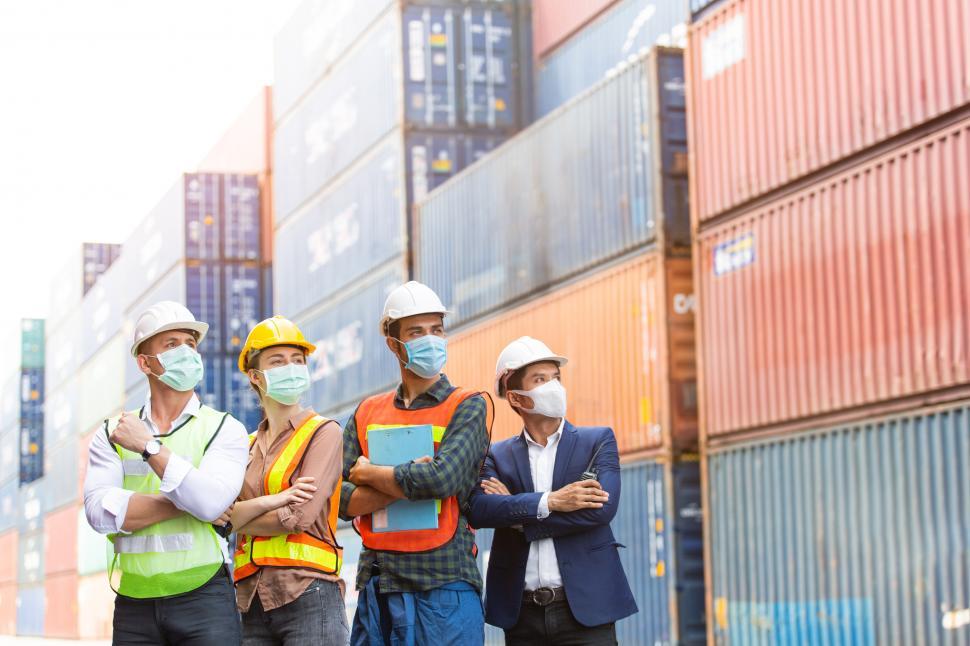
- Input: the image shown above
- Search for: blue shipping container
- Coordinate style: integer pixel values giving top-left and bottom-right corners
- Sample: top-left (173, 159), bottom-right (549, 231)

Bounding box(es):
top-left (80, 256), bottom-right (130, 363)
top-left (223, 357), bottom-right (264, 433)
top-left (416, 48), bottom-right (688, 328)
top-left (298, 264), bottom-right (404, 414)
top-left (44, 436), bottom-right (79, 513)
top-left (535, 0), bottom-right (687, 117)
top-left (20, 369), bottom-right (44, 485)
top-left (16, 584), bottom-right (44, 637)
top-left (474, 458), bottom-right (705, 644)
top-left (199, 354), bottom-right (226, 412)
top-left (707, 402), bottom-right (970, 646)
top-left (82, 241), bottom-right (122, 295)
top-left (186, 261), bottom-right (224, 351)
top-left (183, 173), bottom-right (223, 261)
top-left (44, 380), bottom-right (77, 448)
top-left (224, 263), bottom-right (264, 352)
top-left (223, 174), bottom-right (262, 260)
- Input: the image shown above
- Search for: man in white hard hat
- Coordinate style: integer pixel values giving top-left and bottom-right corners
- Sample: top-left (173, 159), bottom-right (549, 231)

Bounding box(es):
top-left (339, 281), bottom-right (491, 645)
top-left (83, 301), bottom-right (248, 645)
top-left (467, 336), bottom-right (637, 645)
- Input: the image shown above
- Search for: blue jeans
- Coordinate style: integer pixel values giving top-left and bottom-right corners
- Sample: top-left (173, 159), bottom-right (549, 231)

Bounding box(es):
top-left (242, 580), bottom-right (349, 646)
top-left (351, 577), bottom-right (484, 646)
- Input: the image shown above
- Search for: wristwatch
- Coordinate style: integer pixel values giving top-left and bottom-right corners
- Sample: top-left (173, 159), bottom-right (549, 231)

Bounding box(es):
top-left (142, 439), bottom-right (161, 461)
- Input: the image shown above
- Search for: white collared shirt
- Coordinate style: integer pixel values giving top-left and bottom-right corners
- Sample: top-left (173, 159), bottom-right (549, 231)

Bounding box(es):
top-left (83, 392), bottom-right (248, 562)
top-left (523, 418), bottom-right (564, 590)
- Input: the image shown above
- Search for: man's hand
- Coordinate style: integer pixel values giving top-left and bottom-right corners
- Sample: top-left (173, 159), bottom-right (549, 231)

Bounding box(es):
top-left (480, 477), bottom-right (511, 496)
top-left (348, 456), bottom-right (373, 486)
top-left (214, 504), bottom-right (233, 527)
top-left (110, 411), bottom-right (154, 454)
top-left (547, 480), bottom-right (609, 512)
top-left (268, 476), bottom-right (317, 508)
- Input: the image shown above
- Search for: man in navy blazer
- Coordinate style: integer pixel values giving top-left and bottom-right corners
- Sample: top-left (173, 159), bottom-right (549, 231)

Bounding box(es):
top-left (468, 336), bottom-right (637, 645)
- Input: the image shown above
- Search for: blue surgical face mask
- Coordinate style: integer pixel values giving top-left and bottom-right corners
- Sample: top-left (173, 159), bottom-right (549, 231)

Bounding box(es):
top-left (392, 334), bottom-right (447, 379)
top-left (255, 363), bottom-right (311, 405)
top-left (145, 344), bottom-right (204, 392)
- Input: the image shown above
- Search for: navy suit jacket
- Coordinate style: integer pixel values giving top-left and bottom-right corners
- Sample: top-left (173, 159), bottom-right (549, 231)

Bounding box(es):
top-left (467, 421), bottom-right (638, 629)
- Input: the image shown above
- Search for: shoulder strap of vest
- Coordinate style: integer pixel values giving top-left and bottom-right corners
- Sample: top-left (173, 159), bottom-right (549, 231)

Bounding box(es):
top-left (202, 412), bottom-right (230, 455)
top-left (263, 414), bottom-right (332, 495)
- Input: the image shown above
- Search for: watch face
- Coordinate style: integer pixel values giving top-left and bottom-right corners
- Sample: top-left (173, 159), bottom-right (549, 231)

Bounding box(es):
top-left (147, 440), bottom-right (161, 454)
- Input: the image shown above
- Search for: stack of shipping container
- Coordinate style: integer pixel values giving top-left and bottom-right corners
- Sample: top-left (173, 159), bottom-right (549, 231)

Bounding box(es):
top-left (414, 0), bottom-right (702, 635)
top-left (687, 0), bottom-right (970, 643)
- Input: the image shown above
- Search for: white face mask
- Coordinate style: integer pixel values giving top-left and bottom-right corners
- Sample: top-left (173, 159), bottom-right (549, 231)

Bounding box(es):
top-left (510, 379), bottom-right (567, 419)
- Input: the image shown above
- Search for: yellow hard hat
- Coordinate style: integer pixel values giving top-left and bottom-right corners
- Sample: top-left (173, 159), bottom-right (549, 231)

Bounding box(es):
top-left (237, 316), bottom-right (316, 372)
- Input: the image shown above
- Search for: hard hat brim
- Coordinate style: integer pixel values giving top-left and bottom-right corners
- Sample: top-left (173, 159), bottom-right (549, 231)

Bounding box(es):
top-left (236, 339), bottom-right (317, 372)
top-left (495, 354), bottom-right (568, 398)
top-left (130, 321), bottom-right (209, 357)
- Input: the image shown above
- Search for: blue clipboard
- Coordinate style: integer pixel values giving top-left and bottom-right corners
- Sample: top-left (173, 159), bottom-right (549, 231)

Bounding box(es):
top-left (366, 424), bottom-right (439, 532)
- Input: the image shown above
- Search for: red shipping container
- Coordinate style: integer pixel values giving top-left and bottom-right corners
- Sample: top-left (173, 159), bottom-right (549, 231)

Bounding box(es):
top-left (447, 253), bottom-right (697, 455)
top-left (77, 574), bottom-right (113, 640)
top-left (44, 505), bottom-right (78, 576)
top-left (0, 531), bottom-right (16, 584)
top-left (532, 0), bottom-right (618, 58)
top-left (44, 572), bottom-right (78, 639)
top-left (696, 118), bottom-right (970, 439)
top-left (686, 0), bottom-right (970, 225)
top-left (0, 582), bottom-right (14, 635)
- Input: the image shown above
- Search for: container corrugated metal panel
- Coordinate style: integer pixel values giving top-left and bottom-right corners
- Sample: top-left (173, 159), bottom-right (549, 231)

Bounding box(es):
top-left (0, 531), bottom-right (16, 584)
top-left (16, 584), bottom-right (44, 636)
top-left (43, 572), bottom-right (78, 638)
top-left (272, 0), bottom-right (395, 123)
top-left (707, 402), bottom-right (970, 646)
top-left (82, 242), bottom-right (122, 296)
top-left (223, 174), bottom-right (262, 260)
top-left (299, 264), bottom-right (405, 415)
top-left (224, 263), bottom-right (264, 352)
top-left (535, 0), bottom-right (687, 117)
top-left (336, 526), bottom-right (363, 628)
top-left (455, 5), bottom-right (522, 130)
top-left (274, 10), bottom-right (402, 222)
top-left (17, 481), bottom-right (44, 533)
top-left (44, 439), bottom-right (80, 514)
top-left (18, 530), bottom-right (44, 585)
top-left (405, 130), bottom-right (509, 205)
top-left (123, 382), bottom-right (149, 415)
top-left (199, 354), bottom-right (228, 412)
top-left (0, 481), bottom-right (16, 534)
top-left (0, 582), bottom-right (14, 634)
top-left (697, 118), bottom-right (970, 438)
top-left (44, 378), bottom-right (78, 446)
top-left (223, 358), bottom-right (264, 433)
top-left (48, 243), bottom-right (119, 333)
top-left (687, 0), bottom-right (970, 225)
top-left (446, 253), bottom-right (697, 453)
top-left (80, 257), bottom-right (130, 362)
top-left (274, 137), bottom-right (406, 320)
top-left (44, 505), bottom-right (78, 575)
top-left (1, 372), bottom-right (19, 430)
top-left (417, 48), bottom-right (689, 329)
top-left (77, 574), bottom-right (113, 639)
top-left (20, 319), bottom-right (44, 369)
top-left (531, 0), bottom-right (618, 59)
top-left (186, 261), bottom-right (224, 351)
top-left (45, 307), bottom-right (81, 393)
top-left (77, 334), bottom-right (125, 433)
top-left (0, 428), bottom-right (16, 484)
top-left (20, 368), bottom-right (45, 484)
top-left (77, 507), bottom-right (111, 577)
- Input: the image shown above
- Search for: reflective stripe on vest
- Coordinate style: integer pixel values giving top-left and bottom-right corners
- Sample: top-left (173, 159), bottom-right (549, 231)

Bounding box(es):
top-left (233, 414), bottom-right (342, 583)
top-left (352, 387), bottom-right (479, 553)
top-left (107, 406), bottom-right (229, 599)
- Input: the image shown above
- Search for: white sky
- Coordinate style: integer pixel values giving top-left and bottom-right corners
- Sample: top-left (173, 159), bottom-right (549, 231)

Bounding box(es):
top-left (0, 0), bottom-right (300, 376)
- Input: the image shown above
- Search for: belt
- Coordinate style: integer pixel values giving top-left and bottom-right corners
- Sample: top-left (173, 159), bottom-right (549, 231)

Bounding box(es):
top-left (523, 586), bottom-right (566, 607)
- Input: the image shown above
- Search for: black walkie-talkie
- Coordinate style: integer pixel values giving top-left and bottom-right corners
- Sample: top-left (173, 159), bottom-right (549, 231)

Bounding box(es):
top-left (579, 441), bottom-right (606, 481)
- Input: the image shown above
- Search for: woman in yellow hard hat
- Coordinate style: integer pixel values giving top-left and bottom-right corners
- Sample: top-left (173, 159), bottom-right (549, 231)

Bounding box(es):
top-left (223, 316), bottom-right (348, 644)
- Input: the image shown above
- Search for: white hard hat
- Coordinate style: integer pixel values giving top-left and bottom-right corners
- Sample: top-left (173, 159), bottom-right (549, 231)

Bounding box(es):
top-left (130, 301), bottom-right (209, 357)
top-left (494, 336), bottom-right (568, 398)
top-left (379, 281), bottom-right (449, 336)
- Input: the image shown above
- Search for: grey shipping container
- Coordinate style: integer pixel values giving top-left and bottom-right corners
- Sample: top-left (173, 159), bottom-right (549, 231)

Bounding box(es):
top-left (44, 437), bottom-right (80, 513)
top-left (1, 371), bottom-right (19, 431)
top-left (273, 1), bottom-right (528, 224)
top-left (0, 480), bottom-right (16, 534)
top-left (0, 427), bottom-right (16, 484)
top-left (416, 48), bottom-right (688, 329)
top-left (17, 480), bottom-right (45, 534)
top-left (707, 401), bottom-right (970, 645)
top-left (17, 530), bottom-right (44, 585)
top-left (80, 255), bottom-right (130, 363)
top-left (44, 379), bottom-right (78, 448)
top-left (298, 263), bottom-right (405, 415)
top-left (47, 242), bottom-right (120, 335)
top-left (535, 0), bottom-right (687, 117)
top-left (44, 307), bottom-right (81, 394)
top-left (474, 457), bottom-right (705, 644)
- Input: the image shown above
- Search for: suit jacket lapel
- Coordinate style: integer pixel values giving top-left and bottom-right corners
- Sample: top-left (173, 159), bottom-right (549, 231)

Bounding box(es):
top-left (552, 421), bottom-right (577, 490)
top-left (512, 433), bottom-right (535, 492)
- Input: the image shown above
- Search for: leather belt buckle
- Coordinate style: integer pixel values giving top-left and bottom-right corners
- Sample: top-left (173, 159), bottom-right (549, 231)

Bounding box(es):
top-left (531, 587), bottom-right (556, 607)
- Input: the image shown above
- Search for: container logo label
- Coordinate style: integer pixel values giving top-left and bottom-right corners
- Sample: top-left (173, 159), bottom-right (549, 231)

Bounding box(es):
top-left (713, 232), bottom-right (755, 276)
top-left (702, 14), bottom-right (745, 79)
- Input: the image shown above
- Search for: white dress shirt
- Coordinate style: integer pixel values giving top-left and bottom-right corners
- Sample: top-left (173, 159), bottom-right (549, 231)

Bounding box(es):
top-left (523, 419), bottom-right (564, 591)
top-left (83, 393), bottom-right (248, 562)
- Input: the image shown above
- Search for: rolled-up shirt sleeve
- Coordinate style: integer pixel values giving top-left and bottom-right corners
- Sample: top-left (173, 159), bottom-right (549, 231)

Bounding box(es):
top-left (339, 413), bottom-right (362, 521)
top-left (160, 415), bottom-right (248, 522)
top-left (83, 426), bottom-right (133, 534)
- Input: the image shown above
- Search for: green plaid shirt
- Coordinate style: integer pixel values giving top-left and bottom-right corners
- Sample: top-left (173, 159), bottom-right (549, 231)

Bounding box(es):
top-left (339, 374), bottom-right (489, 593)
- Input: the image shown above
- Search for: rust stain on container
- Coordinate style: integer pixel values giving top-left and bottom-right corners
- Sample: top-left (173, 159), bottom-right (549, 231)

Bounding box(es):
top-left (448, 252), bottom-right (697, 454)
top-left (687, 0), bottom-right (970, 225)
top-left (696, 118), bottom-right (970, 437)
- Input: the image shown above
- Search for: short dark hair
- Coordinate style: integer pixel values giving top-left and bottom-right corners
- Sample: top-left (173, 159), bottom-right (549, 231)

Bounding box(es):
top-left (387, 320), bottom-right (401, 340)
top-left (505, 367), bottom-right (526, 393)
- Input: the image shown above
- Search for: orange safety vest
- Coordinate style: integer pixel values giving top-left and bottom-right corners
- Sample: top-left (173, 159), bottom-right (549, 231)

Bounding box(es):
top-left (353, 387), bottom-right (480, 553)
top-left (234, 414), bottom-right (342, 582)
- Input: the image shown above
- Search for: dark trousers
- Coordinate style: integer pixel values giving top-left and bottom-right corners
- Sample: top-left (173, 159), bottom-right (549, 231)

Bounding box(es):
top-left (113, 568), bottom-right (241, 646)
top-left (505, 599), bottom-right (617, 646)
top-left (242, 580), bottom-right (349, 646)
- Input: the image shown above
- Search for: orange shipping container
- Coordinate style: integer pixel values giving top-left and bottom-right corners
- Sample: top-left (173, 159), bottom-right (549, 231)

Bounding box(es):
top-left (532, 0), bottom-right (618, 58)
top-left (447, 253), bottom-right (696, 454)
top-left (0, 531), bottom-right (16, 584)
top-left (697, 117), bottom-right (970, 439)
top-left (44, 572), bottom-right (78, 639)
top-left (77, 574), bottom-right (113, 640)
top-left (44, 505), bottom-right (78, 576)
top-left (0, 582), bottom-right (14, 635)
